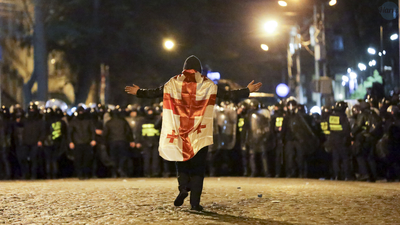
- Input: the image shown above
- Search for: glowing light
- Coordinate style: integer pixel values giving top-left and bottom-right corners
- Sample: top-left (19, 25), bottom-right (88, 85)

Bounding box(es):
top-left (379, 52), bottom-right (382, 56)
top-left (369, 60), bottom-right (377, 67)
top-left (329, 0), bottom-right (337, 6)
top-left (207, 72), bottom-right (220, 81)
top-left (367, 48), bottom-right (376, 55)
top-left (347, 68), bottom-right (352, 73)
top-left (383, 50), bottom-right (386, 55)
top-left (350, 72), bottom-right (357, 80)
top-left (261, 44), bottom-right (269, 51)
top-left (358, 63), bottom-right (366, 71)
top-left (310, 106), bottom-right (321, 115)
top-left (164, 40), bottom-right (175, 50)
top-left (51, 59), bottom-right (56, 64)
top-left (276, 83), bottom-right (289, 97)
top-left (342, 75), bottom-right (349, 82)
top-left (278, 1), bottom-right (287, 7)
top-left (342, 81), bottom-right (346, 86)
top-left (390, 33), bottom-right (398, 40)
top-left (264, 20), bottom-right (278, 34)
top-left (338, 94), bottom-right (343, 99)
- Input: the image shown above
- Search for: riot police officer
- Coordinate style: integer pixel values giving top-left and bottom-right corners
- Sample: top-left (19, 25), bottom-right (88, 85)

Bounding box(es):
top-left (326, 101), bottom-right (352, 180)
top-left (140, 106), bottom-right (161, 177)
top-left (208, 100), bottom-right (238, 176)
top-left (352, 101), bottom-right (383, 182)
top-left (271, 102), bottom-right (285, 177)
top-left (384, 105), bottom-right (400, 181)
top-left (281, 97), bottom-right (319, 178)
top-left (103, 106), bottom-right (134, 178)
top-left (43, 107), bottom-right (67, 179)
top-left (15, 103), bottom-right (45, 180)
top-left (125, 104), bottom-right (144, 177)
top-left (242, 99), bottom-right (270, 177)
top-left (68, 106), bottom-right (96, 179)
top-left (0, 106), bottom-right (12, 179)
top-left (282, 97), bottom-right (302, 177)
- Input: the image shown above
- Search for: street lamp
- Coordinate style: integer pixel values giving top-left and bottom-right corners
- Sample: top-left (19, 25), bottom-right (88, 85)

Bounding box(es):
top-left (358, 63), bottom-right (366, 71)
top-left (164, 40), bottom-right (175, 50)
top-left (264, 20), bottom-right (278, 34)
top-left (278, 1), bottom-right (287, 7)
top-left (367, 47), bottom-right (376, 55)
top-left (369, 60), bottom-right (377, 67)
top-left (328, 0), bottom-right (337, 6)
top-left (261, 44), bottom-right (269, 51)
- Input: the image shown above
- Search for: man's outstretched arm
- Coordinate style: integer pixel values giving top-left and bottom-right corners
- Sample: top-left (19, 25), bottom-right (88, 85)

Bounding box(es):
top-left (125, 80), bottom-right (262, 99)
top-left (219, 80), bottom-right (262, 100)
top-left (125, 84), bottom-right (164, 98)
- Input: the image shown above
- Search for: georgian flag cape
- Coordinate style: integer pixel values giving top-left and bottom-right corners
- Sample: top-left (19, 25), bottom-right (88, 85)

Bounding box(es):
top-left (159, 69), bottom-right (217, 161)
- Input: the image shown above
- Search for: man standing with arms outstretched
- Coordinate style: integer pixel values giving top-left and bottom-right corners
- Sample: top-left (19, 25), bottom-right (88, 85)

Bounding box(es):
top-left (125, 55), bottom-right (262, 211)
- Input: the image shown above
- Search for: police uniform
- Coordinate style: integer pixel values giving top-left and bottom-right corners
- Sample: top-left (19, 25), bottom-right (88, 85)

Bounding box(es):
top-left (327, 110), bottom-right (352, 180)
top-left (140, 110), bottom-right (161, 177)
top-left (271, 110), bottom-right (284, 177)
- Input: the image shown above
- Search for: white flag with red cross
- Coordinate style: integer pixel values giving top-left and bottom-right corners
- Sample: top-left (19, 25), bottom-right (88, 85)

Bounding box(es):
top-left (159, 69), bottom-right (217, 161)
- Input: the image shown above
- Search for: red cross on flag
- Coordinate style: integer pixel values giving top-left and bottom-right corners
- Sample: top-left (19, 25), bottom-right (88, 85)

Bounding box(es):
top-left (160, 69), bottom-right (217, 161)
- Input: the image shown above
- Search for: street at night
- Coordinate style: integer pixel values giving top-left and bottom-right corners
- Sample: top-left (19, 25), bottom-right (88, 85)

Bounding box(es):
top-left (1, 178), bottom-right (400, 224)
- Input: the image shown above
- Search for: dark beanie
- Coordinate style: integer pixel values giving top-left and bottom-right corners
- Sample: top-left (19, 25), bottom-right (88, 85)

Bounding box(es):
top-left (183, 55), bottom-right (202, 73)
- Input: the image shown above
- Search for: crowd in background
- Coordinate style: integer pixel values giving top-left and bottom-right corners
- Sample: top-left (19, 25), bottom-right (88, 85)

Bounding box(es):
top-left (0, 92), bottom-right (399, 182)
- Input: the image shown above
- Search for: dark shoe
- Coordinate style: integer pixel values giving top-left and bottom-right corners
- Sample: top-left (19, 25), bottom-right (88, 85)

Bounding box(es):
top-left (174, 191), bottom-right (188, 206)
top-left (190, 204), bottom-right (203, 211)
top-left (358, 175), bottom-right (369, 181)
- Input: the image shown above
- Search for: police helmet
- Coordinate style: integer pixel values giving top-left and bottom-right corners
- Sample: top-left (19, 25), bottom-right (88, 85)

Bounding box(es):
top-left (351, 104), bottom-right (361, 117)
top-left (286, 96), bottom-right (297, 113)
top-left (335, 101), bottom-right (348, 113)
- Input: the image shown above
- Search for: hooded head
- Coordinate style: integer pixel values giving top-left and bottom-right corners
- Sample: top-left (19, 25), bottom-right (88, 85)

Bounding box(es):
top-left (183, 55), bottom-right (202, 73)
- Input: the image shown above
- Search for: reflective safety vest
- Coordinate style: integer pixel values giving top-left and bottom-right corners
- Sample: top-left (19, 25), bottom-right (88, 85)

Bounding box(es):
top-left (142, 123), bottom-right (160, 137)
top-left (320, 121), bottom-right (330, 135)
top-left (52, 121), bottom-right (62, 140)
top-left (329, 116), bottom-right (343, 131)
top-left (275, 117), bottom-right (284, 129)
top-left (238, 118), bottom-right (244, 132)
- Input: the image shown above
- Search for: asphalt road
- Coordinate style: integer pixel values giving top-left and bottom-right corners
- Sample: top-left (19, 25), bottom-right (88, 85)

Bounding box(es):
top-left (1, 178), bottom-right (399, 224)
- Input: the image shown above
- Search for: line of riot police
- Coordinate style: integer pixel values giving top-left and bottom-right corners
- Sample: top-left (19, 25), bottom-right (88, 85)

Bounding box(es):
top-left (0, 102), bottom-right (174, 180)
top-left (208, 95), bottom-right (400, 182)
top-left (0, 95), bottom-right (399, 181)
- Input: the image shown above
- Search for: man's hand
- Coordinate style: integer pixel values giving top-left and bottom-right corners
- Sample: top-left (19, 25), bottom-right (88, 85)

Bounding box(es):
top-left (125, 84), bottom-right (140, 95)
top-left (247, 80), bottom-right (262, 93)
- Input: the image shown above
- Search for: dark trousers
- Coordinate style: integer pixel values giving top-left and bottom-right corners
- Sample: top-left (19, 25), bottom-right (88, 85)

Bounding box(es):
top-left (92, 143), bottom-right (114, 177)
top-left (356, 140), bottom-right (377, 180)
top-left (16, 145), bottom-right (40, 179)
top-left (73, 144), bottom-right (93, 179)
top-left (275, 140), bottom-right (284, 177)
top-left (0, 147), bottom-right (11, 179)
top-left (44, 143), bottom-right (60, 179)
top-left (175, 147), bottom-right (208, 207)
top-left (332, 145), bottom-right (352, 179)
top-left (142, 144), bottom-right (160, 177)
top-left (109, 141), bottom-right (131, 177)
top-left (284, 140), bottom-right (304, 177)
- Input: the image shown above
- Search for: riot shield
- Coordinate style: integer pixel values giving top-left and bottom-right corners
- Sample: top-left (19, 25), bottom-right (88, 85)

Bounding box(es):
top-left (46, 99), bottom-right (69, 112)
top-left (290, 114), bottom-right (320, 155)
top-left (213, 103), bottom-right (237, 150)
top-left (246, 109), bottom-right (271, 152)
